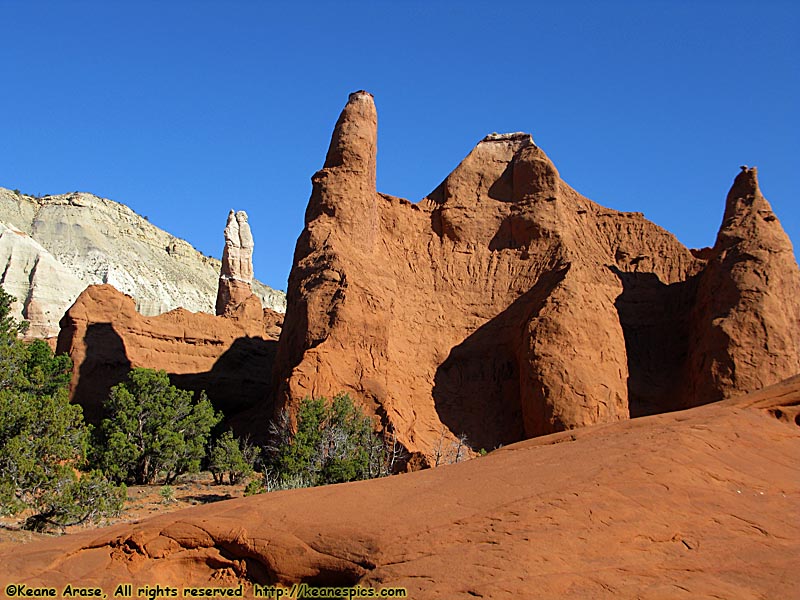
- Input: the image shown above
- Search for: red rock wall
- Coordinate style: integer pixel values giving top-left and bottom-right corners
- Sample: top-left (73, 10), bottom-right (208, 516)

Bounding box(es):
top-left (57, 284), bottom-right (282, 429)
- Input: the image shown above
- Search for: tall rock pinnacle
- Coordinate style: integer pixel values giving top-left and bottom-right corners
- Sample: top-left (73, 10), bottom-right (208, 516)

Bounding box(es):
top-left (215, 209), bottom-right (256, 316)
top-left (323, 90), bottom-right (377, 181)
top-left (684, 167), bottom-right (800, 405)
top-left (304, 91), bottom-right (379, 246)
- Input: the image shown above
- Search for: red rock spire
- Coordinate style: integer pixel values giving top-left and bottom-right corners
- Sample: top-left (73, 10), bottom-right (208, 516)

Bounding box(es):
top-left (323, 90), bottom-right (377, 186)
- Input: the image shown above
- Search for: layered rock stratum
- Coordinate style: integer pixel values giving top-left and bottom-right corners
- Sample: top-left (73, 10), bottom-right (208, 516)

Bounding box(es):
top-left (0, 221), bottom-right (86, 338)
top-left (1, 378), bottom-right (798, 598)
top-left (57, 284), bottom-right (282, 426)
top-left (273, 92), bottom-right (800, 463)
top-left (0, 187), bottom-right (286, 338)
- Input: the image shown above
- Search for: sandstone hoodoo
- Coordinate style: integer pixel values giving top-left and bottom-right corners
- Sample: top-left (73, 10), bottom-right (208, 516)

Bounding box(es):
top-left (684, 166), bottom-right (800, 407)
top-left (273, 91), bottom-right (800, 463)
top-left (216, 209), bottom-right (256, 316)
top-left (57, 284), bottom-right (282, 426)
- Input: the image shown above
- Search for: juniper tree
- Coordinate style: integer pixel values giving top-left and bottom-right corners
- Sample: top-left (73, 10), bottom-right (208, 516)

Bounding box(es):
top-left (97, 368), bottom-right (220, 485)
top-left (0, 287), bottom-right (124, 531)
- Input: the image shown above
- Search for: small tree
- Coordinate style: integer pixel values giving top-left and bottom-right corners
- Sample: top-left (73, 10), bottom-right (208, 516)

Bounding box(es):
top-left (97, 368), bottom-right (220, 485)
top-left (209, 431), bottom-right (260, 485)
top-left (264, 392), bottom-right (399, 489)
top-left (320, 393), bottom-right (374, 483)
top-left (22, 339), bottom-right (72, 395)
top-left (370, 424), bottom-right (407, 477)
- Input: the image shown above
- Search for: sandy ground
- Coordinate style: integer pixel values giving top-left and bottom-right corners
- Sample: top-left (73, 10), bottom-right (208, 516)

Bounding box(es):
top-left (0, 472), bottom-right (249, 550)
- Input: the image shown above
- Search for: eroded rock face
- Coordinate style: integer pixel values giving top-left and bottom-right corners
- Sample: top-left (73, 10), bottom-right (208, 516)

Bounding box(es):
top-left (1, 378), bottom-right (798, 598)
top-left (57, 284), bottom-right (282, 428)
top-left (273, 92), bottom-right (800, 463)
top-left (0, 187), bottom-right (286, 338)
top-left (0, 222), bottom-right (86, 339)
top-left (216, 210), bottom-right (256, 316)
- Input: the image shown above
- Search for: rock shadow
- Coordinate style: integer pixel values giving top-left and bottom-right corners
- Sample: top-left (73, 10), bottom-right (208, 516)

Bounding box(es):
top-left (71, 329), bottom-right (276, 437)
top-left (432, 268), bottom-right (567, 451)
top-left (72, 322), bottom-right (131, 424)
top-left (171, 336), bottom-right (278, 438)
top-left (183, 493), bottom-right (234, 504)
top-left (609, 265), bottom-right (698, 417)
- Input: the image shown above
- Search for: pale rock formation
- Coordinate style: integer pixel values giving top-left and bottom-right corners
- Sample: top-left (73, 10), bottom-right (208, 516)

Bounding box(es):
top-left (0, 188), bottom-right (286, 337)
top-left (216, 209), bottom-right (256, 315)
top-left (0, 221), bottom-right (86, 339)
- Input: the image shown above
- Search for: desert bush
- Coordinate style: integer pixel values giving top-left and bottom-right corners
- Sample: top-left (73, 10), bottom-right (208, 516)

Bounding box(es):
top-left (209, 431), bottom-right (260, 485)
top-left (96, 368), bottom-right (220, 485)
top-left (159, 485), bottom-right (175, 504)
top-left (433, 428), bottom-right (472, 466)
top-left (0, 287), bottom-right (124, 531)
top-left (263, 392), bottom-right (405, 490)
top-left (243, 479), bottom-right (265, 496)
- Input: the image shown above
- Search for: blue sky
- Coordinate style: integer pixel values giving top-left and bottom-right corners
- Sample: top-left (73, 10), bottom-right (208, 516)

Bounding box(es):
top-left (2, 1), bottom-right (798, 292)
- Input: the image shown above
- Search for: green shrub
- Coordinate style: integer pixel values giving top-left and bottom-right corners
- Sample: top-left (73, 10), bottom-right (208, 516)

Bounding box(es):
top-left (243, 479), bottom-right (265, 496)
top-left (209, 431), bottom-right (260, 485)
top-left (264, 392), bottom-right (400, 489)
top-left (96, 368), bottom-right (221, 485)
top-left (159, 485), bottom-right (175, 504)
top-left (0, 287), bottom-right (124, 531)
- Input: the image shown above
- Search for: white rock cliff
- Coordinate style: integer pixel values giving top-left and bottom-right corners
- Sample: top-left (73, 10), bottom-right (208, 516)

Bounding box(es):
top-left (0, 187), bottom-right (286, 337)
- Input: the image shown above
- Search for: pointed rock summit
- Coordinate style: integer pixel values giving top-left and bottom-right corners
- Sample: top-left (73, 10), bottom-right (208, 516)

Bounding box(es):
top-left (273, 92), bottom-right (800, 465)
top-left (685, 167), bottom-right (800, 405)
top-left (215, 209), bottom-right (257, 316)
top-left (323, 90), bottom-right (377, 180)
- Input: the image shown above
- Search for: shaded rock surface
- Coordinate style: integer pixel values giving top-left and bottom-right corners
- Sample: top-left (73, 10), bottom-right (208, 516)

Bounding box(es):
top-left (273, 92), bottom-right (800, 463)
top-left (1, 378), bottom-right (798, 598)
top-left (0, 187), bottom-right (286, 337)
top-left (216, 209), bottom-right (256, 316)
top-left (56, 284), bottom-right (282, 428)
